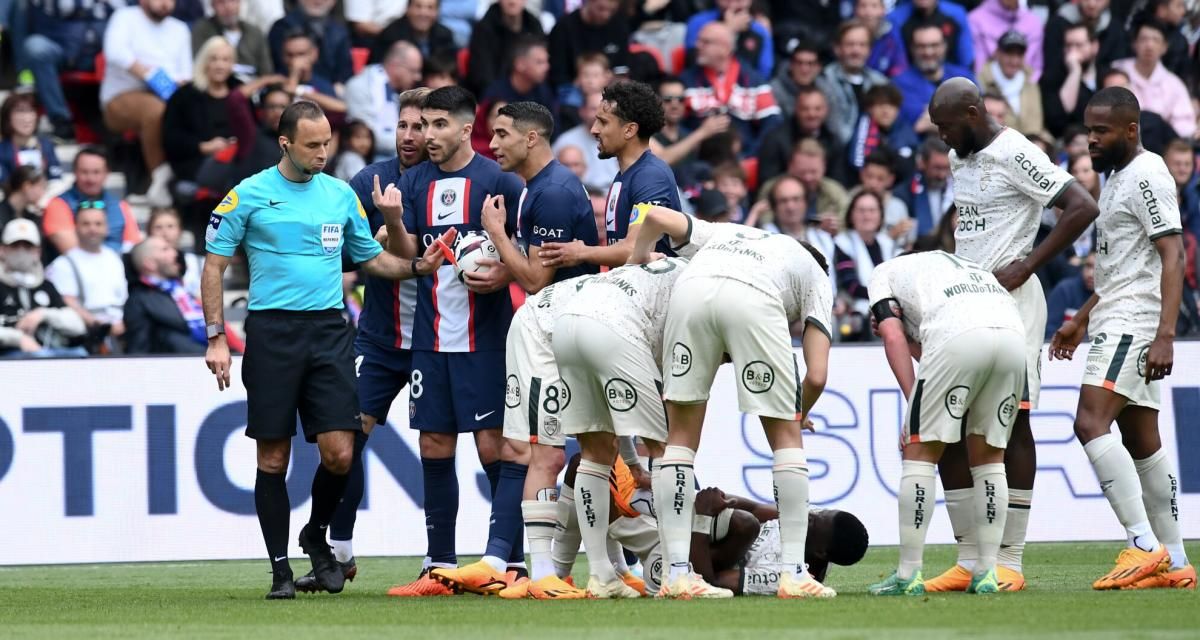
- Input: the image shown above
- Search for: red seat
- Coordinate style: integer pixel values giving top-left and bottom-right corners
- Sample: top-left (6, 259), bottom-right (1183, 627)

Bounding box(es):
top-left (629, 43), bottom-right (664, 73)
top-left (351, 47), bottom-right (369, 75)
top-left (741, 157), bottom-right (759, 193)
top-left (670, 45), bottom-right (686, 74)
top-left (60, 52), bottom-right (106, 85)
top-left (457, 48), bottom-right (470, 79)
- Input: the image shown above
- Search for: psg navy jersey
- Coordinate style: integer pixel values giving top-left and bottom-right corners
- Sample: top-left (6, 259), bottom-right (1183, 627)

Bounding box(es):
top-left (401, 153), bottom-right (525, 352)
top-left (517, 159), bottom-right (600, 284)
top-left (603, 149), bottom-right (681, 250)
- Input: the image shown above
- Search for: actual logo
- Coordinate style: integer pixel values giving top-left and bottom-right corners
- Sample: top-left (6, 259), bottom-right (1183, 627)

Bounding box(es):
top-left (742, 361), bottom-right (775, 394)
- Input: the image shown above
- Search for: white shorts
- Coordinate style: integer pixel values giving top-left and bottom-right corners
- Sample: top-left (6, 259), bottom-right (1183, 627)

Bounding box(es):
top-left (905, 327), bottom-right (1026, 450)
top-left (502, 306), bottom-right (567, 446)
top-left (552, 314), bottom-right (668, 443)
top-left (1010, 276), bottom-right (1047, 410)
top-left (662, 277), bottom-right (801, 420)
top-left (1081, 333), bottom-right (1160, 410)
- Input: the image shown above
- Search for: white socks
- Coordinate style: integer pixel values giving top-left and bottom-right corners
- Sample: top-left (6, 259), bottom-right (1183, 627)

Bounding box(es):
top-left (997, 488), bottom-right (1031, 573)
top-left (1135, 448), bottom-right (1188, 569)
top-left (607, 536), bottom-right (630, 575)
top-left (1084, 433), bottom-right (1160, 551)
top-left (971, 463), bottom-right (1008, 576)
top-left (552, 483), bottom-right (581, 578)
top-left (897, 460), bottom-right (937, 580)
top-left (943, 488), bottom-right (978, 571)
top-left (330, 539), bottom-right (353, 564)
top-left (575, 459), bottom-right (616, 583)
top-left (773, 448), bottom-right (811, 579)
top-left (656, 445), bottom-right (696, 583)
top-left (522, 499), bottom-right (559, 580)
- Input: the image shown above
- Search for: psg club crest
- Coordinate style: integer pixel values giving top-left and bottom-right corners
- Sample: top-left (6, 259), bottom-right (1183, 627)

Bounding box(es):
top-left (441, 189), bottom-right (457, 206)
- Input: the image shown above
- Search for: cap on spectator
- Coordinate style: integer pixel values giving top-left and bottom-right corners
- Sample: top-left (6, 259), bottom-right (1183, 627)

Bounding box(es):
top-left (2, 218), bottom-right (40, 247)
top-left (998, 30), bottom-right (1028, 53)
top-left (692, 189), bottom-right (728, 219)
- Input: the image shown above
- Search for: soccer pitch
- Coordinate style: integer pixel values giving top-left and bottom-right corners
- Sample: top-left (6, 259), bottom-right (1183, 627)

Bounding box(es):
top-left (2, 542), bottom-right (1196, 640)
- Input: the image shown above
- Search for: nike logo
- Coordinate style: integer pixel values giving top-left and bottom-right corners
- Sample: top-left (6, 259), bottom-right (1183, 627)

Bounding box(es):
top-left (268, 200), bottom-right (286, 207)
top-left (437, 211), bottom-right (454, 220)
top-left (273, 556), bottom-right (287, 562)
top-left (1100, 480), bottom-right (1114, 493)
top-left (475, 411), bottom-right (496, 421)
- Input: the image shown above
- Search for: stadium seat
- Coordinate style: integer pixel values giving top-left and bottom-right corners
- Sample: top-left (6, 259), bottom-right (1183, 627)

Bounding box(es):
top-left (351, 47), bottom-right (369, 75)
top-left (670, 45), bottom-right (686, 74)
top-left (629, 43), bottom-right (664, 73)
top-left (457, 48), bottom-right (470, 80)
top-left (741, 157), bottom-right (759, 193)
top-left (60, 53), bottom-right (106, 143)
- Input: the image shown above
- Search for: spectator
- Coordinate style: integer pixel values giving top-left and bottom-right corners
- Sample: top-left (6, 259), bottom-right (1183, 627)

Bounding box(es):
top-left (711, 162), bottom-right (749, 224)
top-left (1146, 0), bottom-right (1190, 81)
top-left (466, 0), bottom-right (545, 95)
top-left (343, 0), bottom-right (408, 47)
top-left (267, 0), bottom-right (353, 85)
top-left (1041, 22), bottom-right (1100, 138)
top-left (101, 0), bottom-right (193, 208)
top-left (146, 206), bottom-right (201, 298)
top-left (1044, 251), bottom-right (1096, 340)
top-left (0, 93), bottom-right (63, 186)
top-left (691, 187), bottom-right (734, 223)
top-left (857, 0), bottom-right (908, 78)
top-left (889, 0), bottom-right (975, 70)
top-left (422, 50), bottom-right (460, 89)
top-left (790, 138), bottom-right (849, 231)
top-left (332, 120), bottom-right (375, 182)
top-left (277, 29), bottom-right (348, 118)
top-left (848, 83), bottom-right (919, 185)
top-left (969, 0), bottom-right (1044, 79)
top-left (977, 30), bottom-right (1045, 136)
top-left (892, 138), bottom-right (954, 237)
top-left (191, 0), bottom-right (272, 79)
top-left (551, 91), bottom-right (619, 193)
top-left (910, 202), bottom-right (958, 252)
top-left (651, 76), bottom-right (730, 178)
top-left (834, 190), bottom-right (898, 340)
top-left (547, 0), bottom-right (631, 90)
top-left (984, 92), bottom-right (1013, 124)
top-left (758, 87), bottom-right (847, 188)
top-left (471, 98), bottom-right (509, 160)
top-left (683, 0), bottom-right (775, 78)
top-left (483, 35), bottom-right (556, 110)
top-left (370, 0), bottom-right (457, 63)
top-left (346, 40), bottom-right (421, 159)
top-left (44, 207), bottom-right (129, 350)
top-left (123, 236), bottom-right (207, 354)
top-left (816, 20), bottom-right (890, 147)
top-left (1043, 0), bottom-right (1128, 86)
top-left (0, 166), bottom-right (49, 264)
top-left (237, 0), bottom-right (285, 33)
top-left (770, 42), bottom-right (822, 120)
top-left (1063, 150), bottom-right (1100, 260)
top-left (41, 147), bottom-right (140, 259)
top-left (231, 85), bottom-right (292, 182)
top-left (1112, 21), bottom-right (1196, 139)
top-left (681, 21), bottom-right (782, 158)
top-left (1099, 68), bottom-right (1180, 154)
top-left (23, 0), bottom-right (118, 141)
top-left (893, 22), bottom-right (975, 131)
top-left (851, 149), bottom-right (915, 249)
top-left (556, 144), bottom-right (608, 225)
top-left (558, 52), bottom-right (614, 132)
top-left (0, 219), bottom-right (87, 359)
top-left (1164, 139), bottom-right (1199, 240)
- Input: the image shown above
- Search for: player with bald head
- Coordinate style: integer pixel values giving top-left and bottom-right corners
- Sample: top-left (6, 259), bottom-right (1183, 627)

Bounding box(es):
top-left (922, 77), bottom-right (1099, 592)
top-left (1049, 87), bottom-right (1192, 590)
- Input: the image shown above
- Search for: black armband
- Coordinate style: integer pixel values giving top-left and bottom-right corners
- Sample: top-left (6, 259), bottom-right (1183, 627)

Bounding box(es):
top-left (871, 299), bottom-right (900, 324)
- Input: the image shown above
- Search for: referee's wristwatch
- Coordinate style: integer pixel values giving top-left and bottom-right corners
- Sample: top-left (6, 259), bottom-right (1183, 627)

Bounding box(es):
top-left (206, 323), bottom-right (225, 340)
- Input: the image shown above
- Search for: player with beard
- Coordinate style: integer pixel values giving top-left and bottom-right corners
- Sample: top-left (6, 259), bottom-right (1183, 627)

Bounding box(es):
top-left (923, 78), bottom-right (1099, 592)
top-left (1050, 87), bottom-right (1193, 590)
top-left (294, 87), bottom-right (431, 593)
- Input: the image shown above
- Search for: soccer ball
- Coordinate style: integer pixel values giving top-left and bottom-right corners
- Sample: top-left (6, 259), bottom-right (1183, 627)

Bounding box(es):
top-left (454, 231), bottom-right (500, 283)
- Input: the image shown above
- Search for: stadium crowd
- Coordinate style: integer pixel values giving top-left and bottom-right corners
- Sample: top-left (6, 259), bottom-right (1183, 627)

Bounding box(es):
top-left (2, 0), bottom-right (1200, 358)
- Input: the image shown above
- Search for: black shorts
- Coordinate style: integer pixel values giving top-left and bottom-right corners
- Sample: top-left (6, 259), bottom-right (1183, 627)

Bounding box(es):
top-left (242, 309), bottom-right (361, 443)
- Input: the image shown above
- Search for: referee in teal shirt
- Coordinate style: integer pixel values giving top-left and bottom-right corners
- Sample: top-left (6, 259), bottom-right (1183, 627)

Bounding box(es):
top-left (201, 101), bottom-right (455, 600)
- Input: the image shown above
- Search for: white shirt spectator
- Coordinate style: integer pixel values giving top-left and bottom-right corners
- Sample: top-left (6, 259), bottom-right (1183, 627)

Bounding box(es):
top-left (236, 0), bottom-right (285, 33)
top-left (344, 0), bottom-right (408, 28)
top-left (46, 246), bottom-right (129, 323)
top-left (101, 6), bottom-right (193, 106)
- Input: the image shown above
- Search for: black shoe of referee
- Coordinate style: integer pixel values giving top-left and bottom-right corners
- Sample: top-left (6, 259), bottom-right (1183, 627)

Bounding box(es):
top-left (299, 524), bottom-right (346, 594)
top-left (266, 568), bottom-right (296, 600)
top-left (296, 557), bottom-right (358, 593)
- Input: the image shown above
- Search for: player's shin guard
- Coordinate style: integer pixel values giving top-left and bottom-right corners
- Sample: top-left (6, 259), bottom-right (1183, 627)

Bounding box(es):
top-left (657, 446), bottom-right (697, 583)
top-left (482, 462), bottom-right (528, 572)
top-left (256, 469), bottom-right (291, 574)
top-left (970, 463), bottom-right (1008, 576)
top-left (422, 456), bottom-right (459, 565)
top-left (943, 488), bottom-right (979, 571)
top-left (329, 431), bottom-right (368, 560)
top-left (552, 483), bottom-right (581, 578)
top-left (773, 448), bottom-right (810, 579)
top-left (1084, 434), bottom-right (1159, 550)
top-left (997, 488), bottom-right (1031, 573)
top-left (897, 460), bottom-right (936, 579)
top-left (576, 460), bottom-right (617, 582)
top-left (522, 497), bottom-right (559, 581)
top-left (309, 464), bottom-right (349, 530)
top-left (1135, 449), bottom-right (1188, 568)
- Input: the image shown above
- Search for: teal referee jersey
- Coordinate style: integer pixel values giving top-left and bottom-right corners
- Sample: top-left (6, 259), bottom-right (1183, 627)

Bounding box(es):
top-left (206, 167), bottom-right (383, 311)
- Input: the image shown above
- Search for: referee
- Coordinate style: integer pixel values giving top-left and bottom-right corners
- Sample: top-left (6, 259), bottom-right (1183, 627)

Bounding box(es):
top-left (201, 101), bottom-right (454, 600)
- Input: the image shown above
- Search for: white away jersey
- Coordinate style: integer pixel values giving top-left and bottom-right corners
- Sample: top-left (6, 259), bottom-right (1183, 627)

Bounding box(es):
top-left (1092, 151), bottom-right (1183, 338)
top-left (520, 277), bottom-right (584, 350)
top-left (677, 218), bottom-right (834, 334)
top-left (952, 128), bottom-right (1075, 270)
top-left (740, 519), bottom-right (784, 596)
top-left (867, 251), bottom-right (1024, 353)
top-left (557, 257), bottom-right (690, 365)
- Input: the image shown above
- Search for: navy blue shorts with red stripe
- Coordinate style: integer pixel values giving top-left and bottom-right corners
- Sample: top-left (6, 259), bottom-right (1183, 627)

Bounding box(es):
top-left (409, 350), bottom-right (505, 433)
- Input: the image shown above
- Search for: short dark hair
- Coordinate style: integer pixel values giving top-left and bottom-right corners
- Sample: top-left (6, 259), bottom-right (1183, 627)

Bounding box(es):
top-left (278, 100), bottom-right (326, 140)
top-left (601, 80), bottom-right (665, 141)
top-left (863, 83), bottom-right (902, 109)
top-left (1164, 138), bottom-right (1195, 157)
top-left (844, 190), bottom-right (885, 231)
top-left (1063, 21), bottom-right (1097, 42)
top-left (0, 92), bottom-right (37, 139)
top-left (422, 50), bottom-right (458, 80)
top-left (799, 240), bottom-right (830, 274)
top-left (1133, 19), bottom-right (1169, 41)
top-left (423, 85), bottom-right (477, 124)
top-left (863, 148), bottom-right (897, 174)
top-left (509, 33), bottom-right (547, 67)
top-left (908, 20), bottom-right (946, 48)
top-left (4, 164), bottom-right (46, 196)
top-left (768, 174), bottom-right (805, 209)
top-left (282, 26), bottom-right (317, 48)
top-left (73, 145), bottom-right (109, 171)
top-left (498, 101), bottom-right (554, 140)
top-left (1088, 86), bottom-right (1141, 124)
top-left (789, 40), bottom-right (821, 59)
top-left (1102, 67), bottom-right (1131, 85)
top-left (919, 137), bottom-right (950, 160)
top-left (828, 511), bottom-right (869, 566)
top-left (836, 19), bottom-right (871, 44)
top-left (657, 75), bottom-right (684, 91)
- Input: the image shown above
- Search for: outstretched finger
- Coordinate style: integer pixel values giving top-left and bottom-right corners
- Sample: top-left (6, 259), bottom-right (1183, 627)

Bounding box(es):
top-left (372, 173), bottom-right (382, 197)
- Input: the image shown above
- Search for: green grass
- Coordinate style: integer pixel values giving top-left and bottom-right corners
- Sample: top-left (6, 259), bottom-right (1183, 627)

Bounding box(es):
top-left (1, 542), bottom-right (1196, 639)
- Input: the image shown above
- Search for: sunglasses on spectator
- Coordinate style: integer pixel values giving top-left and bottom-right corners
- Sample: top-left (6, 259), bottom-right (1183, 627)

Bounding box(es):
top-left (661, 95), bottom-right (685, 103)
top-left (78, 200), bottom-right (107, 210)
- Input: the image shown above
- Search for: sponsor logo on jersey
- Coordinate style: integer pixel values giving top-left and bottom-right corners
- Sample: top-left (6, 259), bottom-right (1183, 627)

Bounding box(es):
top-left (356, 198), bottom-right (368, 219)
top-left (214, 189), bottom-right (238, 213)
top-left (320, 224), bottom-right (342, 255)
top-left (205, 214), bottom-right (223, 244)
top-left (913, 482), bottom-right (927, 529)
top-left (944, 385), bottom-right (970, 419)
top-left (428, 178), bottom-right (469, 226)
top-left (532, 225), bottom-right (564, 239)
top-left (671, 342), bottom-right (693, 377)
top-left (1138, 179), bottom-right (1166, 228)
top-left (604, 378), bottom-right (638, 412)
top-left (1013, 152), bottom-right (1058, 193)
top-left (997, 394), bottom-right (1018, 427)
top-left (1136, 346), bottom-right (1149, 378)
top-left (505, 374), bottom-right (521, 408)
top-left (742, 361), bottom-right (775, 394)
top-left (440, 189), bottom-right (456, 206)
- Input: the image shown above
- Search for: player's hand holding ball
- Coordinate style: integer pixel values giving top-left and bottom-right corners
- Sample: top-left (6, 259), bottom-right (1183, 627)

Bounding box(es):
top-left (456, 230), bottom-right (510, 293)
